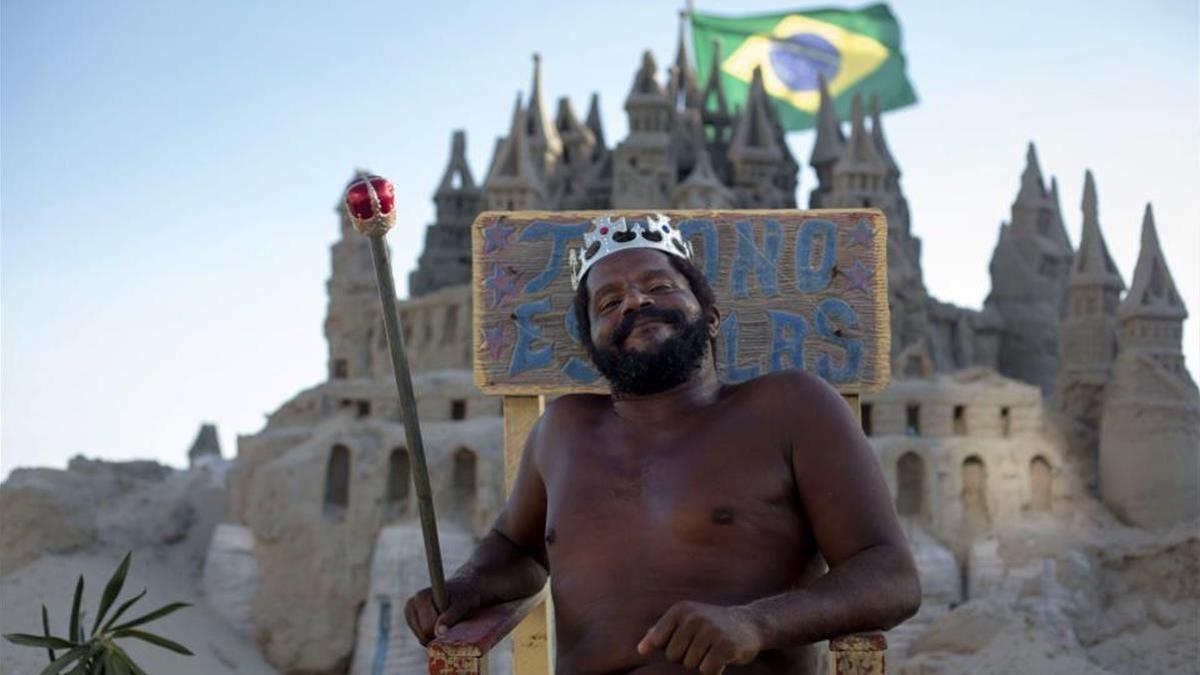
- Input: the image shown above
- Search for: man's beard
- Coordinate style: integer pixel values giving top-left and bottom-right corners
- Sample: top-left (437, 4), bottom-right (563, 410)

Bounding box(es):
top-left (589, 307), bottom-right (711, 397)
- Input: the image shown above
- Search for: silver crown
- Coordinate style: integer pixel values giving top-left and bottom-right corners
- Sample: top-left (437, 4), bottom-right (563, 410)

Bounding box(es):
top-left (568, 213), bottom-right (695, 290)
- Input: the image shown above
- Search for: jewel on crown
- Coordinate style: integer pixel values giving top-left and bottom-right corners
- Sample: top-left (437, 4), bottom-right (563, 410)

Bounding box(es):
top-left (569, 212), bottom-right (695, 290)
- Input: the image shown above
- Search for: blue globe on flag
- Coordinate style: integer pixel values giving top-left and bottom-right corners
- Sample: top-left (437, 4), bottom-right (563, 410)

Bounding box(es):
top-left (691, 6), bottom-right (917, 130)
top-left (768, 33), bottom-right (841, 92)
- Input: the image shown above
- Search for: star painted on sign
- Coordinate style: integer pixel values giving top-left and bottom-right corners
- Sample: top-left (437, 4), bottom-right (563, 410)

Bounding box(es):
top-left (484, 264), bottom-right (522, 308)
top-left (482, 218), bottom-right (516, 253)
top-left (845, 259), bottom-right (874, 295)
top-left (481, 325), bottom-right (510, 361)
top-left (848, 217), bottom-right (874, 249)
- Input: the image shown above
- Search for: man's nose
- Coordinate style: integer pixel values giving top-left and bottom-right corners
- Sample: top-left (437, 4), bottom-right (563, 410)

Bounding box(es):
top-left (619, 289), bottom-right (653, 317)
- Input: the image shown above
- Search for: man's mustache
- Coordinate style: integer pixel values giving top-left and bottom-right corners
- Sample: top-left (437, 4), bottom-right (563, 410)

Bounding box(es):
top-left (612, 307), bottom-right (687, 347)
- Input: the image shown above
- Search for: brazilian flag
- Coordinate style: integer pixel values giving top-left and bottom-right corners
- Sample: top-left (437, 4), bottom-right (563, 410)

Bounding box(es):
top-left (691, 4), bottom-right (917, 131)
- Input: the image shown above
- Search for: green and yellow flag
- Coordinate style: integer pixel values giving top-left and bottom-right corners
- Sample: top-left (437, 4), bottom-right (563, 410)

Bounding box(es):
top-left (691, 4), bottom-right (917, 131)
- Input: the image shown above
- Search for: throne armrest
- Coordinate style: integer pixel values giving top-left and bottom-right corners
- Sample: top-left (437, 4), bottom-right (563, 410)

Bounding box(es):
top-left (428, 586), bottom-right (550, 675)
top-left (427, 595), bottom-right (886, 675)
top-left (828, 632), bottom-right (887, 674)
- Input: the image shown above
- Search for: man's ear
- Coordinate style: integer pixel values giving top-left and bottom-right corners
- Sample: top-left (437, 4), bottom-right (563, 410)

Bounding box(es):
top-left (705, 304), bottom-right (721, 339)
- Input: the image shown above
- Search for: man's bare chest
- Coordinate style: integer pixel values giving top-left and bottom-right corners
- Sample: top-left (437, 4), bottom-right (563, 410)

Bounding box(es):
top-left (541, 424), bottom-right (802, 550)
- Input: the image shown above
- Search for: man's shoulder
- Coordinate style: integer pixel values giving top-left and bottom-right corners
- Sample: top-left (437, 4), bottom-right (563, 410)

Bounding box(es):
top-left (523, 394), bottom-right (608, 464)
top-left (547, 392), bottom-right (610, 412)
top-left (737, 369), bottom-right (841, 406)
top-left (735, 370), bottom-right (854, 434)
top-left (741, 371), bottom-right (865, 461)
top-left (539, 393), bottom-right (610, 431)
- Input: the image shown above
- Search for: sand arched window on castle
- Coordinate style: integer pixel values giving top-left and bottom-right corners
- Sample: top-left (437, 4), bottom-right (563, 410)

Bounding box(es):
top-left (401, 312), bottom-right (414, 345)
top-left (905, 403), bottom-right (920, 436)
top-left (452, 447), bottom-right (478, 511)
top-left (902, 351), bottom-right (926, 378)
top-left (896, 451), bottom-right (927, 520)
top-left (961, 455), bottom-right (991, 535)
top-left (1030, 455), bottom-right (1052, 512)
top-left (338, 398), bottom-right (370, 418)
top-left (324, 444), bottom-right (351, 520)
top-left (443, 305), bottom-right (459, 345)
top-left (386, 447), bottom-right (411, 520)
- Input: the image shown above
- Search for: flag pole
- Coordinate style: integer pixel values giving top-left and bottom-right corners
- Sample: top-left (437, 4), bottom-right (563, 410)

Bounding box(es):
top-left (681, 0), bottom-right (696, 87)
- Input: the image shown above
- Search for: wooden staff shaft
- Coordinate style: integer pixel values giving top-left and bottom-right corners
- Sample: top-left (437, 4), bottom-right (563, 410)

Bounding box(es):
top-left (367, 233), bottom-right (449, 612)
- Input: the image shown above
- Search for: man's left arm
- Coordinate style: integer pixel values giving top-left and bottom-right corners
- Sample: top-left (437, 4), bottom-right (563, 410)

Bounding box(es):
top-left (638, 372), bottom-right (920, 671)
top-left (745, 370), bottom-right (922, 647)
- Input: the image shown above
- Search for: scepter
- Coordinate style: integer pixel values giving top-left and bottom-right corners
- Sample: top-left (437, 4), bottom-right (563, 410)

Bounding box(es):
top-left (344, 173), bottom-right (448, 613)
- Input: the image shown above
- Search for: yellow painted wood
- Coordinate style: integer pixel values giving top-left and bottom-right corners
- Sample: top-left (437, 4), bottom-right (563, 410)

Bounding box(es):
top-left (843, 393), bottom-right (861, 421)
top-left (503, 395), bottom-right (553, 675)
top-left (503, 396), bottom-right (545, 491)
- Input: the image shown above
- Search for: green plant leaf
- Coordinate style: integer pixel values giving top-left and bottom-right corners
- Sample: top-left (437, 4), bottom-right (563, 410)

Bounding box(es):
top-left (110, 645), bottom-right (148, 675)
top-left (4, 633), bottom-right (75, 650)
top-left (104, 649), bottom-right (132, 675)
top-left (77, 642), bottom-right (106, 675)
top-left (69, 576), bottom-right (84, 649)
top-left (112, 629), bottom-right (193, 656)
top-left (91, 552), bottom-right (131, 636)
top-left (100, 589), bottom-right (146, 633)
top-left (108, 603), bottom-right (190, 633)
top-left (37, 646), bottom-right (89, 675)
top-left (42, 605), bottom-right (57, 663)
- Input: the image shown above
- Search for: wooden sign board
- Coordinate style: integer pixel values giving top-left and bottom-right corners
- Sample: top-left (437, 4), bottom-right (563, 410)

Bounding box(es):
top-left (472, 209), bottom-right (890, 396)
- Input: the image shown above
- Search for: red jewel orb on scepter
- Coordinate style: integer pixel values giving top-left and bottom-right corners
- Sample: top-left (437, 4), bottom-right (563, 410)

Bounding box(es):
top-left (344, 173), bottom-right (397, 236)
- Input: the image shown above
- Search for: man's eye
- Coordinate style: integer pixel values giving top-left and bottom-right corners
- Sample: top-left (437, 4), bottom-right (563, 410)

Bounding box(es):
top-left (599, 299), bottom-right (619, 311)
top-left (650, 284), bottom-right (671, 292)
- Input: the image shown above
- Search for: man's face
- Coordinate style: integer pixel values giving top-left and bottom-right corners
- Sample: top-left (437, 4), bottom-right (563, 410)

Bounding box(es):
top-left (584, 249), bottom-right (715, 395)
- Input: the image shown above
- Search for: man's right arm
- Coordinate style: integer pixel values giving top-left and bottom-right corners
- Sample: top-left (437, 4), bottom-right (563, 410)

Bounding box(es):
top-left (404, 410), bottom-right (551, 645)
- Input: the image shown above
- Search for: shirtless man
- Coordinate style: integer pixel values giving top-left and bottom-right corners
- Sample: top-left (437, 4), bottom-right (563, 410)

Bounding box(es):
top-left (406, 215), bottom-right (920, 674)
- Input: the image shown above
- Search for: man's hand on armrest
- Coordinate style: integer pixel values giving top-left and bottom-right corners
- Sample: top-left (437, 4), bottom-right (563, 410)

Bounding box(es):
top-left (742, 541), bottom-right (920, 650)
top-left (403, 526), bottom-right (549, 646)
top-left (404, 576), bottom-right (484, 647)
top-left (404, 407), bottom-right (552, 647)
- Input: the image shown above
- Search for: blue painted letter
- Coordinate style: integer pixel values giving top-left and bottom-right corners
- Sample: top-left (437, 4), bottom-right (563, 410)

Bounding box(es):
top-left (721, 312), bottom-right (760, 383)
top-left (814, 298), bottom-right (862, 383)
top-left (731, 219), bottom-right (782, 298)
top-left (767, 310), bottom-right (808, 372)
top-left (561, 305), bottom-right (600, 383)
top-left (794, 219), bottom-right (837, 293)
top-left (509, 298), bottom-right (555, 375)
top-left (520, 220), bottom-right (591, 293)
top-left (678, 218), bottom-right (720, 282)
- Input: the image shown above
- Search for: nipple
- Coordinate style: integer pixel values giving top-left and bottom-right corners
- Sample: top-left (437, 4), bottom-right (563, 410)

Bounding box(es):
top-left (711, 507), bottom-right (735, 525)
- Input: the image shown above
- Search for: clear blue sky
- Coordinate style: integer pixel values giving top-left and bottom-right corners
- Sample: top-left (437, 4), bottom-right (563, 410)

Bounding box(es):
top-left (3, 0), bottom-right (1197, 478)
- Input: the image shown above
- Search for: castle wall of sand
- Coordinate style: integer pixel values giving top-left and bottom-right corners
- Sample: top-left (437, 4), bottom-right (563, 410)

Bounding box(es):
top-left (0, 458), bottom-right (280, 675)
top-left (1100, 352), bottom-right (1200, 528)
